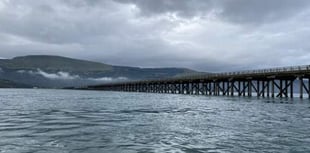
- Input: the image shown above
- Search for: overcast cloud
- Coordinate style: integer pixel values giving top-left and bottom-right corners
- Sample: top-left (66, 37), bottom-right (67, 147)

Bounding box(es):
top-left (0, 0), bottom-right (310, 72)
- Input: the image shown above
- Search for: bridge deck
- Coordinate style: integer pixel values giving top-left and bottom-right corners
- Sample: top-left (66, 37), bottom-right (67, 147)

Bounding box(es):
top-left (83, 65), bottom-right (310, 99)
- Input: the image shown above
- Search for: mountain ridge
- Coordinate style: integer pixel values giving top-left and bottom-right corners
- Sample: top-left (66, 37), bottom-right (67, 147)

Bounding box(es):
top-left (0, 55), bottom-right (203, 88)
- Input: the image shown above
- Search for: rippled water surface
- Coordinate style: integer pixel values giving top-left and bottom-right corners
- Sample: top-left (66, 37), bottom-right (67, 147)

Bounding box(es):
top-left (1, 89), bottom-right (310, 153)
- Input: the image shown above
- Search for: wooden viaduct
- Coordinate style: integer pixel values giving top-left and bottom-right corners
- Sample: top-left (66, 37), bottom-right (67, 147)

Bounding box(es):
top-left (83, 65), bottom-right (310, 99)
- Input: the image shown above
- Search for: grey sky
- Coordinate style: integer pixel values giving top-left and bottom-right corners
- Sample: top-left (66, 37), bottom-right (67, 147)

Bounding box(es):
top-left (0, 0), bottom-right (310, 72)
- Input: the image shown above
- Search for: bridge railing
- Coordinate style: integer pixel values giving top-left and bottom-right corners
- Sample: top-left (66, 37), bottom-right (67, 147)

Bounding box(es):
top-left (96, 65), bottom-right (310, 86)
top-left (182, 65), bottom-right (310, 80)
top-left (220, 65), bottom-right (309, 75)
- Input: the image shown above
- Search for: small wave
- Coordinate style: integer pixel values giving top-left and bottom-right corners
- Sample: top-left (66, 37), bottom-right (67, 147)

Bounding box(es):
top-left (119, 109), bottom-right (167, 114)
top-left (119, 108), bottom-right (194, 114)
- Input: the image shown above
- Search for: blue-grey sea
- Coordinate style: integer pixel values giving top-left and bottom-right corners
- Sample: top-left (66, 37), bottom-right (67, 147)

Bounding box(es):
top-left (0, 89), bottom-right (310, 153)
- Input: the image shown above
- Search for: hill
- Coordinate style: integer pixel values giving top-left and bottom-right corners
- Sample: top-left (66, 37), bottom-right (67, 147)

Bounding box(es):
top-left (0, 55), bottom-right (201, 88)
top-left (0, 79), bottom-right (32, 88)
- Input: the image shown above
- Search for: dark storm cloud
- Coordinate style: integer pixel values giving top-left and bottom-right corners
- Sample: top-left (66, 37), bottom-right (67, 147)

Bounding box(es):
top-left (220, 0), bottom-right (310, 24)
top-left (116, 0), bottom-right (310, 24)
top-left (0, 0), bottom-right (310, 72)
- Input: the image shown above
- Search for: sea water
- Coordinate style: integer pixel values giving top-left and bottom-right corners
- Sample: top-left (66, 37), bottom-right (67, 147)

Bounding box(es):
top-left (0, 89), bottom-right (310, 153)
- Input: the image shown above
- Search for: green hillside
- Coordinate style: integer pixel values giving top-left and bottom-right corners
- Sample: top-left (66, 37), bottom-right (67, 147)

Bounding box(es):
top-left (0, 79), bottom-right (32, 88)
top-left (0, 55), bottom-right (113, 72)
top-left (0, 55), bottom-right (200, 88)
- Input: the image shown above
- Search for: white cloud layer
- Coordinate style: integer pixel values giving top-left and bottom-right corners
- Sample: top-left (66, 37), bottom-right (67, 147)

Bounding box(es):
top-left (1, 0), bottom-right (310, 72)
top-left (17, 69), bottom-right (79, 80)
top-left (16, 69), bottom-right (128, 81)
top-left (88, 77), bottom-right (128, 82)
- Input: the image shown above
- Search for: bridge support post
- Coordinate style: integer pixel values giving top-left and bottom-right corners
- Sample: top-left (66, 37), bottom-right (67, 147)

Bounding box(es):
top-left (192, 83), bottom-right (195, 95)
top-left (186, 82), bottom-right (190, 94)
top-left (168, 84), bottom-right (171, 93)
top-left (267, 80), bottom-right (270, 97)
top-left (243, 81), bottom-right (246, 96)
top-left (214, 82), bottom-right (217, 96)
top-left (248, 80), bottom-right (252, 97)
top-left (184, 83), bottom-right (188, 94)
top-left (272, 80), bottom-right (275, 98)
top-left (290, 80), bottom-right (294, 98)
top-left (147, 84), bottom-right (149, 92)
top-left (189, 83), bottom-right (193, 94)
top-left (227, 81), bottom-right (230, 96)
top-left (153, 84), bottom-right (157, 93)
top-left (238, 81), bottom-right (241, 96)
top-left (279, 80), bottom-right (283, 98)
top-left (179, 83), bottom-right (182, 94)
top-left (224, 81), bottom-right (228, 96)
top-left (143, 84), bottom-right (146, 92)
top-left (154, 84), bottom-right (157, 93)
top-left (262, 81), bottom-right (265, 97)
top-left (213, 82), bottom-right (216, 96)
top-left (206, 82), bottom-right (211, 95)
top-left (284, 79), bottom-right (289, 98)
top-left (195, 83), bottom-right (200, 95)
top-left (309, 78), bottom-right (310, 99)
top-left (231, 81), bottom-right (234, 96)
top-left (285, 80), bottom-right (288, 98)
top-left (216, 82), bottom-right (220, 96)
top-left (202, 82), bottom-right (207, 95)
top-left (257, 81), bottom-right (260, 97)
top-left (136, 84), bottom-right (139, 92)
top-left (180, 83), bottom-right (184, 94)
top-left (300, 77), bottom-right (303, 99)
top-left (302, 78), bottom-right (310, 99)
top-left (156, 84), bottom-right (159, 93)
top-left (197, 83), bottom-right (201, 95)
top-left (222, 82), bottom-right (225, 96)
top-left (212, 82), bottom-right (215, 95)
top-left (158, 84), bottom-right (161, 93)
top-left (140, 84), bottom-right (143, 92)
top-left (151, 84), bottom-right (153, 93)
top-left (217, 82), bottom-right (220, 96)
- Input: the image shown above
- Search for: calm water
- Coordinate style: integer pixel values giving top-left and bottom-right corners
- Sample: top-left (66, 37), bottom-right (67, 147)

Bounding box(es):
top-left (0, 89), bottom-right (310, 153)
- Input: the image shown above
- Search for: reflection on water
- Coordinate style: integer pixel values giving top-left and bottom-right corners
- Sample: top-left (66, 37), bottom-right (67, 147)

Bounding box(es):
top-left (0, 89), bottom-right (310, 153)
